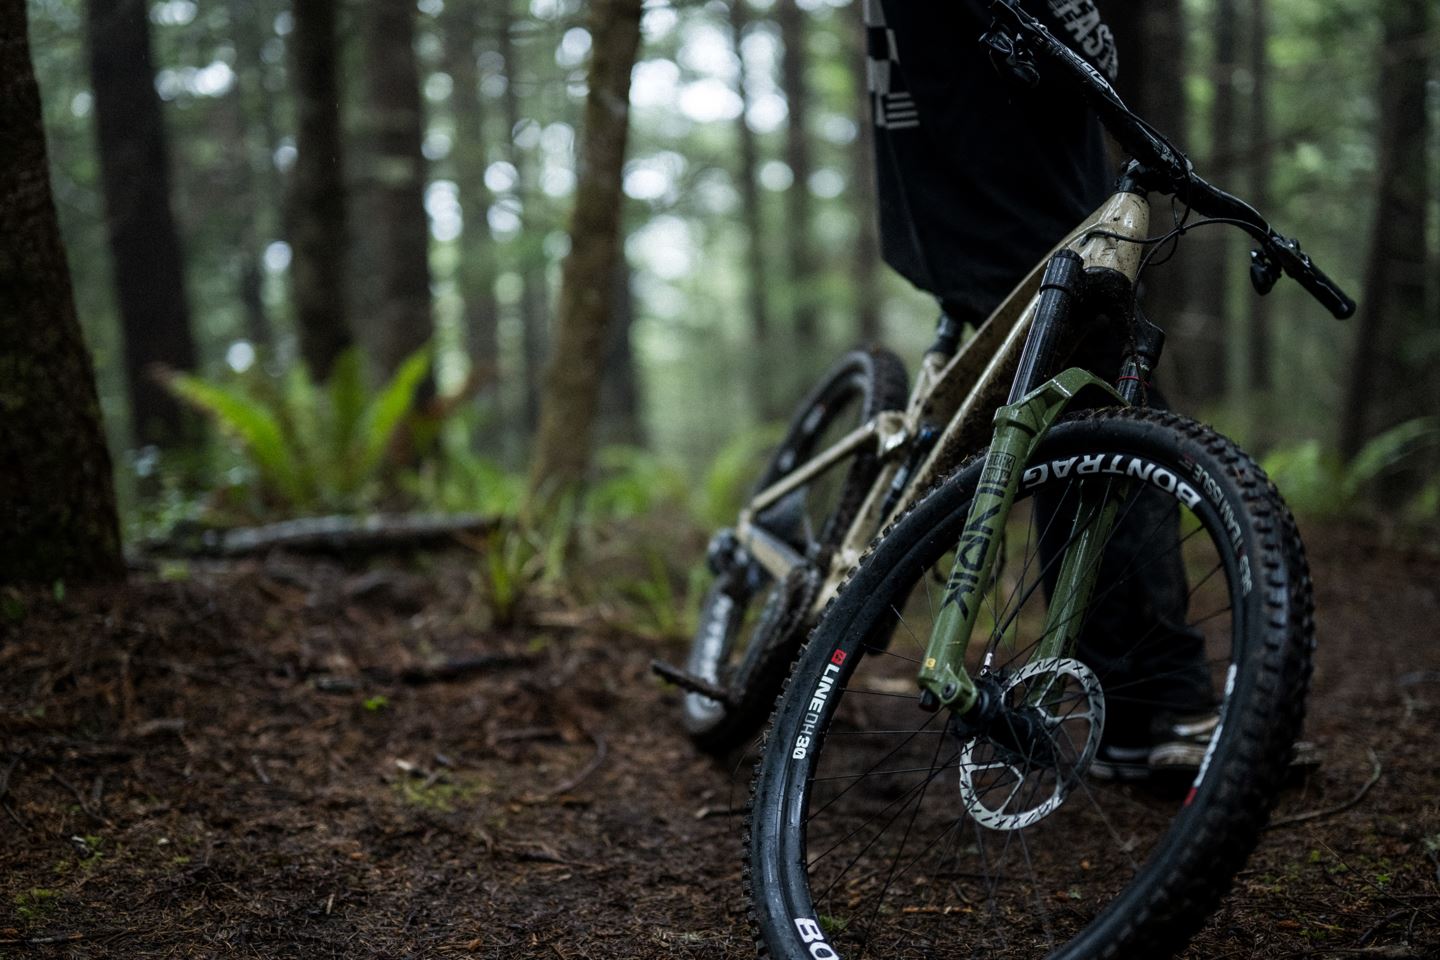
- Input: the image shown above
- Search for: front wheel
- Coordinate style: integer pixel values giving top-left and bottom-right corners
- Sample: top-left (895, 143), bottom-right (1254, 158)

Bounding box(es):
top-left (747, 408), bottom-right (1314, 960)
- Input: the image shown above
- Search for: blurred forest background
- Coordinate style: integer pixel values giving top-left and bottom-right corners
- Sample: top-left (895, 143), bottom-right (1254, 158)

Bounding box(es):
top-left (14, 0), bottom-right (1440, 556)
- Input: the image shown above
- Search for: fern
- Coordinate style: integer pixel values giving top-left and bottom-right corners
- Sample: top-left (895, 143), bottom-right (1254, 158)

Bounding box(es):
top-left (1262, 417), bottom-right (1440, 518)
top-left (165, 375), bottom-right (307, 504)
top-left (164, 345), bottom-right (434, 513)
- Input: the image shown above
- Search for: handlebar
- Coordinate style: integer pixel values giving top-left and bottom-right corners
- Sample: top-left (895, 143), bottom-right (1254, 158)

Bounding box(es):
top-left (1176, 175), bottom-right (1357, 319)
top-left (985, 0), bottom-right (1356, 320)
top-left (1273, 241), bottom-right (1357, 319)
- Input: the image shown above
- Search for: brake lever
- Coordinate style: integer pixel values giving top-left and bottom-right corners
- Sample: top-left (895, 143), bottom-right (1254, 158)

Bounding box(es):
top-left (981, 26), bottom-right (1040, 88)
top-left (1248, 247), bottom-right (1280, 296)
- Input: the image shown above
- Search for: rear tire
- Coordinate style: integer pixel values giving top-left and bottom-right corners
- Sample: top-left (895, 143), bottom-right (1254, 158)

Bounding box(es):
top-left (682, 348), bottom-right (909, 753)
top-left (747, 408), bottom-right (1314, 958)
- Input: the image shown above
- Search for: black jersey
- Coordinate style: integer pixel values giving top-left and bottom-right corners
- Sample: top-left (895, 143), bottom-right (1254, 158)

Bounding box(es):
top-left (865, 0), bottom-right (1119, 323)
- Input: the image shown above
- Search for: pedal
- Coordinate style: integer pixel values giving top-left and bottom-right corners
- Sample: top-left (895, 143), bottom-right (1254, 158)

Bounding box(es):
top-left (650, 660), bottom-right (736, 706)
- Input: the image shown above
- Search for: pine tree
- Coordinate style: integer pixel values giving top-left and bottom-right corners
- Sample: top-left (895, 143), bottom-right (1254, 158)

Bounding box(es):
top-left (528, 0), bottom-right (644, 497)
top-left (1, 1), bottom-right (124, 581)
top-left (84, 0), bottom-right (198, 447)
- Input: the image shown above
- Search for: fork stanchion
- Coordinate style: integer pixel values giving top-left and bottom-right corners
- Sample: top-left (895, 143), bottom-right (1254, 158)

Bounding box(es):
top-left (1008, 250), bottom-right (1087, 404)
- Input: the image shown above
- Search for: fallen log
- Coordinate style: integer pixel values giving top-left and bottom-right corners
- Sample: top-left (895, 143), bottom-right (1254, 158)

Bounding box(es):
top-left (135, 512), bottom-right (498, 558)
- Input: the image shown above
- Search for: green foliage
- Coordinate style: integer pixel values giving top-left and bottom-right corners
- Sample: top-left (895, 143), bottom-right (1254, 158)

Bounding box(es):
top-left (164, 347), bottom-right (433, 514)
top-left (473, 499), bottom-right (577, 629)
top-left (586, 446), bottom-right (690, 520)
top-left (0, 588), bottom-right (25, 624)
top-left (393, 774), bottom-right (486, 813)
top-left (692, 423), bottom-right (787, 529)
top-left (166, 372), bottom-right (304, 502)
top-left (479, 526), bottom-right (535, 628)
top-left (1262, 417), bottom-right (1440, 517)
top-left (407, 417), bottom-right (527, 517)
top-left (606, 550), bottom-right (708, 642)
top-left (12, 887), bottom-right (59, 922)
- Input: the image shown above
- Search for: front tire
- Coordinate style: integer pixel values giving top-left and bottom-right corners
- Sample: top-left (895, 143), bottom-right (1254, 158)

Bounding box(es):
top-left (747, 408), bottom-right (1314, 959)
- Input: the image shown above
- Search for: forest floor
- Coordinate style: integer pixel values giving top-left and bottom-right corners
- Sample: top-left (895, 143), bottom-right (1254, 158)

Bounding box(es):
top-left (1, 523), bottom-right (1438, 959)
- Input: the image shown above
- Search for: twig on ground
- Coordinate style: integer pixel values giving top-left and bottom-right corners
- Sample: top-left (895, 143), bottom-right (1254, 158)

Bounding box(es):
top-left (537, 730), bottom-right (607, 799)
top-left (1357, 908), bottom-right (1411, 947)
top-left (132, 657), bottom-right (235, 688)
top-left (501, 842), bottom-right (599, 869)
top-left (0, 752), bottom-right (22, 806)
top-left (1268, 747), bottom-right (1382, 829)
top-left (49, 770), bottom-right (109, 826)
top-left (140, 512), bottom-right (498, 557)
top-left (1286, 948), bottom-right (1421, 958)
top-left (490, 727), bottom-right (561, 745)
top-left (0, 930), bottom-right (120, 946)
top-left (250, 755), bottom-right (272, 785)
top-left (380, 653), bottom-right (538, 686)
top-left (693, 805), bottom-right (744, 820)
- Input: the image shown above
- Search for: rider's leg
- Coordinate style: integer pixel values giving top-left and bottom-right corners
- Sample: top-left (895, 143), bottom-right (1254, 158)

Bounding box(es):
top-left (1033, 327), bottom-right (1215, 760)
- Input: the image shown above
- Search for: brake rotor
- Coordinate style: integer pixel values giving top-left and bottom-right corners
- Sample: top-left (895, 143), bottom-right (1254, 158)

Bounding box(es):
top-left (957, 658), bottom-right (1106, 831)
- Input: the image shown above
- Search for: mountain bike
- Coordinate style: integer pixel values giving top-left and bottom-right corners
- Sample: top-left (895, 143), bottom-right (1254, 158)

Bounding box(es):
top-left (663, 2), bottom-right (1354, 957)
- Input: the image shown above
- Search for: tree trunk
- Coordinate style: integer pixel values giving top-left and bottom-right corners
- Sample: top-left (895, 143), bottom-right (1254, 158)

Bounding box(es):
top-left (443, 0), bottom-right (501, 403)
top-left (225, 0), bottom-right (277, 350)
top-left (598, 255), bottom-right (644, 446)
top-left (289, 0), bottom-right (352, 380)
top-left (1339, 0), bottom-right (1431, 472)
top-left (1191, 0), bottom-right (1237, 401)
top-left (499, 0), bottom-right (550, 434)
top-left (84, 0), bottom-right (198, 448)
top-left (847, 0), bottom-right (881, 346)
top-left (1, 2), bottom-right (124, 582)
top-left (777, 0), bottom-right (819, 358)
top-left (354, 0), bottom-right (433, 386)
top-left (527, 0), bottom-right (643, 498)
top-left (1105, 0), bottom-right (1209, 405)
top-left (729, 0), bottom-right (778, 419)
top-left (1246, 0), bottom-right (1272, 392)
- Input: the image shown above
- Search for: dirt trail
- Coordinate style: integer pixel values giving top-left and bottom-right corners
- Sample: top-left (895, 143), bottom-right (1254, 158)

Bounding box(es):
top-left (1, 527), bottom-right (1437, 958)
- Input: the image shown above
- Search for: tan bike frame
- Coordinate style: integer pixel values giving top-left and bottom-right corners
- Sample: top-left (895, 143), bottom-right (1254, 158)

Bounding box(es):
top-left (734, 189), bottom-right (1151, 614)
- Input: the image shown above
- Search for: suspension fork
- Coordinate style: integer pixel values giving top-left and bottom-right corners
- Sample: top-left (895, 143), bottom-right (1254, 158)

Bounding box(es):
top-left (915, 251), bottom-right (1132, 716)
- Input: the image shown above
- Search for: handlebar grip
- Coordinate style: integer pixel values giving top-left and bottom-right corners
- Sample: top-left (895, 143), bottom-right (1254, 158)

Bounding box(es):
top-left (1295, 265), bottom-right (1356, 320)
top-left (1271, 239), bottom-right (1357, 320)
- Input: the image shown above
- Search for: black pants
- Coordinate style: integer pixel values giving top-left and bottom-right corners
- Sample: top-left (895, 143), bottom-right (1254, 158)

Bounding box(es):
top-left (1036, 463), bottom-right (1217, 747)
top-left (1026, 323), bottom-right (1215, 746)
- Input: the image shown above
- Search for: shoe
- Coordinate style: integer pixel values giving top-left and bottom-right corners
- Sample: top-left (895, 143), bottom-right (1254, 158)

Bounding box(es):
top-left (1146, 711), bottom-right (1220, 773)
top-left (1089, 710), bottom-right (1217, 781)
top-left (1091, 709), bottom-right (1322, 781)
top-left (1088, 743), bottom-right (1152, 781)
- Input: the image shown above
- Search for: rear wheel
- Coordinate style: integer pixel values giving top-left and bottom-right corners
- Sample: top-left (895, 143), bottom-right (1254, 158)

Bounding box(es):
top-left (747, 408), bottom-right (1314, 959)
top-left (683, 348), bottom-right (908, 753)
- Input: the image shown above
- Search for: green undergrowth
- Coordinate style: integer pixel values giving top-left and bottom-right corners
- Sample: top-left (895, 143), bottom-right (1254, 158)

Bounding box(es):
top-left (1259, 417), bottom-right (1440, 520)
top-left (466, 428), bottom-right (782, 641)
top-left (393, 773), bottom-right (491, 813)
top-left (161, 345), bottom-right (434, 516)
top-left (12, 887), bottom-right (60, 923)
top-left (1208, 400), bottom-right (1440, 522)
